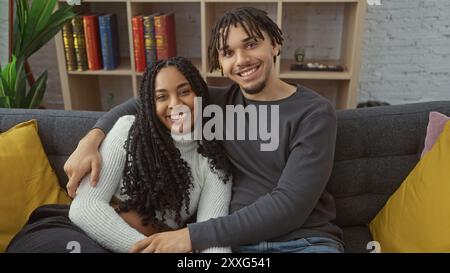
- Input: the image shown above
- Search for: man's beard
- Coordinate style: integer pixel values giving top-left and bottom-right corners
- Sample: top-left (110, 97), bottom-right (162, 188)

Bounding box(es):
top-left (241, 80), bottom-right (266, 95)
top-left (240, 65), bottom-right (270, 95)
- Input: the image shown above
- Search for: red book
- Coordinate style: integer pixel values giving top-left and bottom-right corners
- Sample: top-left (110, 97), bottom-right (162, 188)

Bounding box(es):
top-left (83, 15), bottom-right (102, 70)
top-left (132, 15), bottom-right (146, 72)
top-left (154, 13), bottom-right (176, 60)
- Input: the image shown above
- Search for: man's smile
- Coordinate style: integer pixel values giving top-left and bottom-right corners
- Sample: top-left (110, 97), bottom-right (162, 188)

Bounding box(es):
top-left (234, 63), bottom-right (262, 81)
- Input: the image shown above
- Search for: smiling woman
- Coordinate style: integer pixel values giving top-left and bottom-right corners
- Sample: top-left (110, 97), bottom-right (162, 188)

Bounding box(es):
top-left (154, 67), bottom-right (196, 134)
top-left (6, 57), bottom-right (234, 253)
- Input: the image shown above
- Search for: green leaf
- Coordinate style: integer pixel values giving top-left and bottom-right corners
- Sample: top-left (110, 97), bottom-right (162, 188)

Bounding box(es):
top-left (8, 0), bottom-right (74, 108)
top-left (21, 0), bottom-right (57, 51)
top-left (21, 6), bottom-right (76, 58)
top-left (25, 71), bottom-right (47, 109)
top-left (1, 63), bottom-right (8, 85)
top-left (13, 0), bottom-right (30, 57)
top-left (13, 60), bottom-right (27, 108)
top-left (33, 0), bottom-right (58, 34)
top-left (0, 96), bottom-right (12, 108)
top-left (13, 0), bottom-right (74, 59)
top-left (0, 76), bottom-right (6, 97)
top-left (1, 56), bottom-right (17, 97)
top-left (16, 0), bottom-right (29, 31)
top-left (0, 75), bottom-right (10, 98)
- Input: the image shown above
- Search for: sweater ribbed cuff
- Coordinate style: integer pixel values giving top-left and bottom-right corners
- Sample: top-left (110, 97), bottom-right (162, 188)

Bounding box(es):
top-left (188, 221), bottom-right (218, 251)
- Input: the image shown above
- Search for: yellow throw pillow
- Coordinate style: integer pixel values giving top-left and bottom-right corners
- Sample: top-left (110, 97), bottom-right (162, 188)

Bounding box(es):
top-left (0, 119), bottom-right (72, 252)
top-left (369, 121), bottom-right (450, 252)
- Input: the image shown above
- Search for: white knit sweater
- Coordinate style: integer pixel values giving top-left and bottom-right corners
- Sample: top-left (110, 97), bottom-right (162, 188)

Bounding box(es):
top-left (69, 115), bottom-right (232, 253)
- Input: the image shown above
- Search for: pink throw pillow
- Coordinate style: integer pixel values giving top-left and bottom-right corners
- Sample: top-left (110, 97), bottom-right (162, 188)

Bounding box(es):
top-left (421, 111), bottom-right (450, 158)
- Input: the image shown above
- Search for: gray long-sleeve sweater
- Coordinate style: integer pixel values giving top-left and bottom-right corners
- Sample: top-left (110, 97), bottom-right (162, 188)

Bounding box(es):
top-left (93, 83), bottom-right (343, 251)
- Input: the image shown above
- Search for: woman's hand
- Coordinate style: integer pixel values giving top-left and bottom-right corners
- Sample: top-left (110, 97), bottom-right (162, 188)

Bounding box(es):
top-left (129, 228), bottom-right (192, 253)
top-left (64, 128), bottom-right (105, 198)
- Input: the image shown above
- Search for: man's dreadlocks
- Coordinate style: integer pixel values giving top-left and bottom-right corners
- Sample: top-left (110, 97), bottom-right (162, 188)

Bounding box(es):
top-left (208, 6), bottom-right (284, 73)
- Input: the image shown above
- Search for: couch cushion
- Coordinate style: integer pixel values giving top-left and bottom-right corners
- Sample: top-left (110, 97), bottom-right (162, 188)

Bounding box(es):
top-left (330, 101), bottom-right (450, 252)
top-left (0, 109), bottom-right (103, 187)
top-left (0, 119), bottom-right (72, 252)
top-left (369, 121), bottom-right (450, 252)
top-left (421, 111), bottom-right (450, 157)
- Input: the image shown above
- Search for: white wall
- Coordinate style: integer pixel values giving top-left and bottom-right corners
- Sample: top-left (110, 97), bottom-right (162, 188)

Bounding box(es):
top-left (359, 0), bottom-right (450, 104)
top-left (0, 0), bottom-right (10, 66)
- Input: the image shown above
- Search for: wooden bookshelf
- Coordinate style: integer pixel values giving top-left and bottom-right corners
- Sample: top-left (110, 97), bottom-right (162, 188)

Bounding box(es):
top-left (55, 0), bottom-right (366, 110)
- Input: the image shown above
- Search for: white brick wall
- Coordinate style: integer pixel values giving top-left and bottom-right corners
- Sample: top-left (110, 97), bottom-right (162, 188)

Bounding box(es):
top-left (359, 0), bottom-right (450, 105)
top-left (4, 0), bottom-right (449, 109)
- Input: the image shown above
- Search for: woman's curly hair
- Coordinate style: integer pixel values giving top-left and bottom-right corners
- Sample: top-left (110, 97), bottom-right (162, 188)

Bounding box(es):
top-left (117, 56), bottom-right (233, 229)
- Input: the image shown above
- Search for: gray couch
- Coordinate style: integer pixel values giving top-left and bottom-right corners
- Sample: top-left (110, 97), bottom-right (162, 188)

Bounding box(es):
top-left (2, 100), bottom-right (450, 253)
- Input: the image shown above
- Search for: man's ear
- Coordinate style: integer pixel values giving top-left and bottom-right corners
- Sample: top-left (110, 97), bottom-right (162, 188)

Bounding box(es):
top-left (219, 63), bottom-right (224, 76)
top-left (272, 44), bottom-right (281, 57)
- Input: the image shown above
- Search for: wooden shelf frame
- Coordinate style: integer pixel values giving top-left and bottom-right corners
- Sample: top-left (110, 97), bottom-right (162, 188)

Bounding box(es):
top-left (55, 0), bottom-right (366, 110)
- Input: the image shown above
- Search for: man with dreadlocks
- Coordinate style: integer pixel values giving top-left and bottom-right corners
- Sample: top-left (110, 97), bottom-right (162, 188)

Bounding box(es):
top-left (64, 7), bottom-right (344, 253)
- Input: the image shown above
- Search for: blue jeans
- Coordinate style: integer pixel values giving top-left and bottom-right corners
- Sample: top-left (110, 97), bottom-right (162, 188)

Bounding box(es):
top-left (233, 237), bottom-right (345, 253)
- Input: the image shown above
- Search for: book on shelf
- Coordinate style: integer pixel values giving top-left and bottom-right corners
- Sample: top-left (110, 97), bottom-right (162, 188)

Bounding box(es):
top-left (83, 15), bottom-right (103, 70)
top-left (154, 13), bottom-right (176, 60)
top-left (71, 16), bottom-right (89, 71)
top-left (62, 22), bottom-right (77, 71)
top-left (98, 13), bottom-right (121, 70)
top-left (132, 15), bottom-right (146, 72)
top-left (143, 13), bottom-right (159, 69)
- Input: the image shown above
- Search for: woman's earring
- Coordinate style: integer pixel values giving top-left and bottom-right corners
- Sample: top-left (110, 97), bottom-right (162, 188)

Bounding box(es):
top-left (220, 65), bottom-right (224, 77)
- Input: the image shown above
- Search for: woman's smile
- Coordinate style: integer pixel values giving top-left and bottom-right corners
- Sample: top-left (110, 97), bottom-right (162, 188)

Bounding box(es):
top-left (154, 66), bottom-right (196, 133)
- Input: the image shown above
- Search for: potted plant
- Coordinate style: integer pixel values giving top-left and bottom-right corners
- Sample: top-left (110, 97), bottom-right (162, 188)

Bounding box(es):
top-left (0, 0), bottom-right (75, 108)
